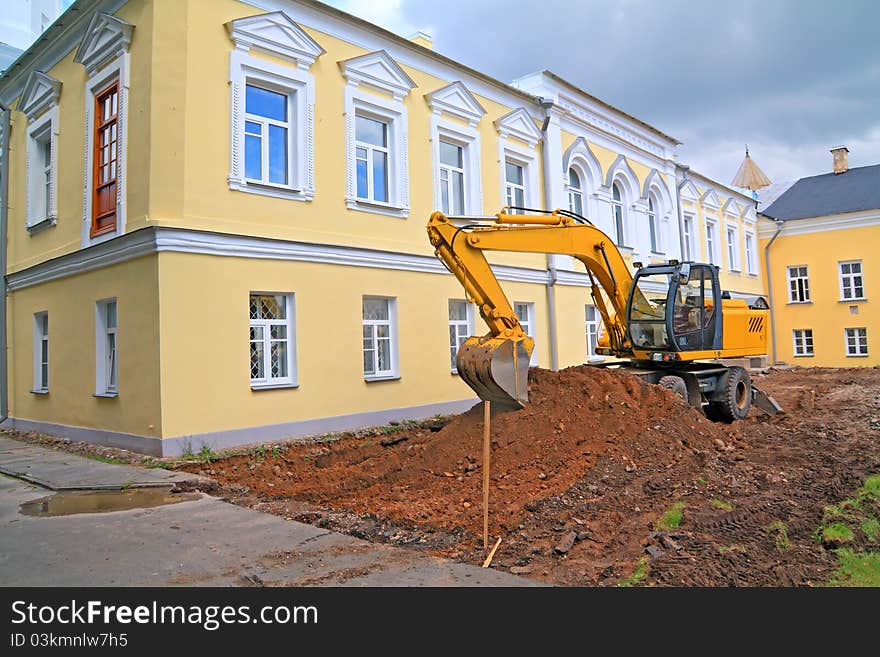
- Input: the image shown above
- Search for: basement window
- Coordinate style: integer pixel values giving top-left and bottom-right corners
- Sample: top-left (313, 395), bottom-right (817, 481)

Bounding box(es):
top-left (250, 293), bottom-right (297, 389)
top-left (792, 329), bottom-right (813, 357)
top-left (95, 299), bottom-right (118, 396)
top-left (845, 327), bottom-right (868, 357)
top-left (363, 296), bottom-right (399, 380)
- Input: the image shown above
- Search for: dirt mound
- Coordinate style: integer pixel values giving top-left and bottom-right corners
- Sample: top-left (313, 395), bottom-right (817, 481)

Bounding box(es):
top-left (193, 366), bottom-right (731, 536)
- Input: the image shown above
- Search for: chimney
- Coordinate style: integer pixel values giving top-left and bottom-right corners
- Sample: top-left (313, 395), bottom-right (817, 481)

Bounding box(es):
top-left (408, 31), bottom-right (433, 50)
top-left (831, 145), bottom-right (849, 174)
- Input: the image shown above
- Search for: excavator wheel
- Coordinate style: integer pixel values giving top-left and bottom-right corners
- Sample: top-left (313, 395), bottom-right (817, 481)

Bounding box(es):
top-left (658, 375), bottom-right (688, 403)
top-left (711, 366), bottom-right (752, 423)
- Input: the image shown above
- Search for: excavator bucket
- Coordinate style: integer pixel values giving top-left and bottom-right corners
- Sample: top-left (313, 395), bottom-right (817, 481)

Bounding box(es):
top-left (456, 336), bottom-right (533, 409)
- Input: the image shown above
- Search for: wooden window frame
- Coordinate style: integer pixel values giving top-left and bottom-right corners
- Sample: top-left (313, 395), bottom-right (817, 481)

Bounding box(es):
top-left (90, 80), bottom-right (119, 238)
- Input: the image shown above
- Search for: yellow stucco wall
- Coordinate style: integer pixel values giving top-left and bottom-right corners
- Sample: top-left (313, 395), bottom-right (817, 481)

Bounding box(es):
top-left (763, 223), bottom-right (879, 366)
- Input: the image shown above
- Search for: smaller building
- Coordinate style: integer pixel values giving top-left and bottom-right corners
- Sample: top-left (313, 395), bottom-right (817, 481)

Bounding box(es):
top-left (761, 147), bottom-right (879, 366)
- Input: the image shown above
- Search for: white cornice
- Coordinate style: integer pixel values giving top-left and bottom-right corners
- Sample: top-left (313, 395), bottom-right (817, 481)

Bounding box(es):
top-left (757, 209), bottom-right (880, 238)
top-left (6, 227), bottom-right (595, 291)
top-left (73, 11), bottom-right (133, 75)
top-left (225, 10), bottom-right (325, 69)
top-left (425, 80), bottom-right (486, 126)
top-left (338, 50), bottom-right (416, 100)
top-left (18, 71), bottom-right (61, 121)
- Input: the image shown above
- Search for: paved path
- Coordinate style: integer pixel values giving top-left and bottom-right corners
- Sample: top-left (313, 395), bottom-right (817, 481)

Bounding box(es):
top-left (0, 436), bottom-right (195, 490)
top-left (0, 439), bottom-right (534, 587)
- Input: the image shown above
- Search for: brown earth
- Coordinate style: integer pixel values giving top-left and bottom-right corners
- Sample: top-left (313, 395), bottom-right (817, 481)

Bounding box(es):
top-left (181, 366), bottom-right (880, 586)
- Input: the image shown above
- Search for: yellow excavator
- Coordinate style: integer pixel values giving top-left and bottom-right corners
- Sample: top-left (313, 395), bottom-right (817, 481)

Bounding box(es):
top-left (427, 208), bottom-right (782, 422)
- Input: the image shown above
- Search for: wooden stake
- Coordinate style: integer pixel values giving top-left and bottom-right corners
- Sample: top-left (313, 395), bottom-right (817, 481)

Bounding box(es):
top-left (482, 537), bottom-right (502, 568)
top-left (482, 400), bottom-right (491, 550)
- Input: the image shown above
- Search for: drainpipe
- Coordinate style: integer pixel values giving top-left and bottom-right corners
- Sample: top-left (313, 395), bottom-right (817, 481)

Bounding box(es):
top-left (763, 219), bottom-right (784, 364)
top-left (539, 98), bottom-right (559, 371)
top-left (0, 102), bottom-right (9, 422)
top-left (675, 164), bottom-right (690, 259)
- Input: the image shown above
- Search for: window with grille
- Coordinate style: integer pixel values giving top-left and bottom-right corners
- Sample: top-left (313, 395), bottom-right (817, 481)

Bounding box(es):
top-left (244, 84), bottom-right (291, 187)
top-left (845, 327), bottom-right (868, 357)
top-left (363, 297), bottom-right (397, 379)
top-left (448, 300), bottom-right (472, 372)
top-left (33, 312), bottom-right (48, 392)
top-left (95, 299), bottom-right (118, 395)
top-left (505, 160), bottom-right (525, 213)
top-left (249, 294), bottom-right (296, 388)
top-left (91, 81), bottom-right (119, 237)
top-left (356, 115), bottom-right (390, 204)
top-left (839, 261), bottom-right (865, 300)
top-left (787, 266), bottom-right (810, 303)
top-left (792, 329), bottom-right (813, 357)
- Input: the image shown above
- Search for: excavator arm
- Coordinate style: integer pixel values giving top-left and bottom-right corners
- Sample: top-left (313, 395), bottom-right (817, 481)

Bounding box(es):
top-left (428, 210), bottom-right (647, 407)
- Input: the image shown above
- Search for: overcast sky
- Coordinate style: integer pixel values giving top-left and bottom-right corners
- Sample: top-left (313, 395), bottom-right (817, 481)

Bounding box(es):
top-left (329, 0), bottom-right (880, 187)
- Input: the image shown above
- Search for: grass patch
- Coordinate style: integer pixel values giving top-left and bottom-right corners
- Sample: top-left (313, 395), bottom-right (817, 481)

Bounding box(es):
top-left (827, 549), bottom-right (880, 587)
top-left (861, 518), bottom-right (880, 542)
top-left (84, 453), bottom-right (129, 466)
top-left (655, 501), bottom-right (686, 530)
top-left (618, 558), bottom-right (648, 587)
top-left (710, 498), bottom-right (734, 512)
top-left (860, 475), bottom-right (880, 500)
top-left (821, 522), bottom-right (855, 546)
top-left (768, 521), bottom-right (790, 551)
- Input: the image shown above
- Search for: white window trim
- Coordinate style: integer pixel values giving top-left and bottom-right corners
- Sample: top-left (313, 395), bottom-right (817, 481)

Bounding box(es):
top-left (32, 311), bottom-right (49, 393)
top-left (249, 292), bottom-right (298, 389)
top-left (585, 304), bottom-right (604, 362)
top-left (705, 217), bottom-right (718, 265)
top-left (431, 117), bottom-right (482, 216)
top-left (845, 327), bottom-right (868, 357)
top-left (345, 89), bottom-right (410, 218)
top-left (363, 296), bottom-right (400, 380)
top-left (228, 51), bottom-right (316, 201)
top-left (448, 299), bottom-right (476, 373)
top-left (499, 140), bottom-right (538, 213)
top-left (838, 260), bottom-right (866, 301)
top-left (94, 298), bottom-right (118, 397)
top-left (514, 301), bottom-right (537, 366)
top-left (566, 169), bottom-right (585, 216)
top-left (787, 265), bottom-right (811, 303)
top-left (80, 54), bottom-right (129, 248)
top-left (725, 222), bottom-right (741, 272)
top-left (744, 230), bottom-right (758, 275)
top-left (792, 329), bottom-right (813, 357)
top-left (25, 106), bottom-right (58, 234)
top-left (646, 196), bottom-right (663, 254)
top-left (682, 212), bottom-right (695, 261)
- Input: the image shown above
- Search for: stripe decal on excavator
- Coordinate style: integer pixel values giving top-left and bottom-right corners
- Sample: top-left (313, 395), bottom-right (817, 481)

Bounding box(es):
top-left (747, 316), bottom-right (765, 333)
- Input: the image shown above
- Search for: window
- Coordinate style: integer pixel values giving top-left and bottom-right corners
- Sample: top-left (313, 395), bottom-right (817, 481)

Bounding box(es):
top-left (745, 232), bottom-right (757, 274)
top-left (244, 84), bottom-right (291, 187)
top-left (25, 115), bottom-right (56, 231)
top-left (567, 168), bottom-right (584, 216)
top-left (505, 160), bottom-right (525, 212)
top-left (793, 329), bottom-right (813, 357)
top-left (249, 293), bottom-right (296, 388)
top-left (705, 220), bottom-right (717, 264)
top-left (839, 261), bottom-right (865, 300)
top-left (449, 300), bottom-right (474, 372)
top-left (726, 225), bottom-right (741, 271)
top-left (787, 266), bottom-right (810, 303)
top-left (33, 312), bottom-right (48, 392)
top-left (611, 182), bottom-right (625, 246)
top-left (647, 197), bottom-right (659, 253)
top-left (845, 328), bottom-right (868, 357)
top-left (91, 81), bottom-right (119, 238)
top-left (514, 302), bottom-right (537, 366)
top-left (585, 305), bottom-right (602, 361)
top-left (363, 297), bottom-right (398, 379)
top-left (95, 300), bottom-right (118, 396)
top-left (682, 213), bottom-right (695, 260)
top-left (356, 114), bottom-right (390, 204)
top-left (439, 140), bottom-right (465, 215)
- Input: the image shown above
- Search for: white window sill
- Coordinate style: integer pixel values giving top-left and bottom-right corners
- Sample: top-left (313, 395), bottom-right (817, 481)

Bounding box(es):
top-left (616, 244), bottom-right (635, 254)
top-left (85, 228), bottom-right (122, 249)
top-left (93, 391), bottom-right (118, 398)
top-left (229, 179), bottom-right (313, 202)
top-left (787, 300), bottom-right (812, 305)
top-left (839, 298), bottom-right (867, 303)
top-left (26, 216), bottom-right (57, 235)
top-left (792, 354), bottom-right (814, 358)
top-left (728, 268), bottom-right (742, 274)
top-left (347, 198), bottom-right (409, 218)
top-left (747, 272), bottom-right (759, 277)
top-left (846, 354), bottom-right (869, 358)
top-left (364, 374), bottom-right (400, 382)
top-left (251, 382), bottom-right (299, 391)
top-left (29, 389), bottom-right (49, 395)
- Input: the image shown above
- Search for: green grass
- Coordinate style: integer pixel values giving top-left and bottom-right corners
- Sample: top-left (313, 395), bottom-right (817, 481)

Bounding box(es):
top-left (821, 523), bottom-right (855, 546)
top-left (827, 549), bottom-right (880, 587)
top-left (860, 474), bottom-right (880, 500)
top-left (84, 453), bottom-right (129, 465)
top-left (768, 521), bottom-right (790, 551)
top-left (710, 498), bottom-right (734, 512)
top-left (618, 558), bottom-right (648, 587)
top-left (861, 518), bottom-right (880, 542)
top-left (655, 501), bottom-right (686, 530)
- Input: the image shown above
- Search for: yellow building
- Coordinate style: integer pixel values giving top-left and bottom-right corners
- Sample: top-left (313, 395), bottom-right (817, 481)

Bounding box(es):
top-left (760, 148), bottom-right (879, 367)
top-left (0, 0), bottom-right (769, 455)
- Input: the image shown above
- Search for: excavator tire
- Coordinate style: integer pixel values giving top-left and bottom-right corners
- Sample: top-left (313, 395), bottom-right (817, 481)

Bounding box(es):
top-left (712, 366), bottom-right (752, 423)
top-left (658, 375), bottom-right (688, 402)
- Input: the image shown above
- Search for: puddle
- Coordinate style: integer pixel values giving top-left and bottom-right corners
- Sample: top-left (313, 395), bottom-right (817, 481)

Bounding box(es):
top-left (19, 488), bottom-right (201, 517)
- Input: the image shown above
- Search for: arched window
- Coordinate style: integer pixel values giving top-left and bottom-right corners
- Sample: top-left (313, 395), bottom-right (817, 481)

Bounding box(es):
top-left (567, 168), bottom-right (584, 216)
top-left (611, 182), bottom-right (625, 246)
top-left (647, 196), bottom-right (659, 253)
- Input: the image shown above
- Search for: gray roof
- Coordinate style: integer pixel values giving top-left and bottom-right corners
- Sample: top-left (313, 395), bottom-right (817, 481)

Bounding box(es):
top-left (762, 164), bottom-right (880, 220)
top-left (756, 179), bottom-right (796, 212)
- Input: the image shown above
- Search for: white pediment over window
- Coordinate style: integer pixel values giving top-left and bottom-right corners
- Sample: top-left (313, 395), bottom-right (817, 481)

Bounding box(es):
top-left (494, 107), bottom-right (542, 147)
top-left (338, 50), bottom-right (416, 100)
top-left (425, 81), bottom-right (486, 126)
top-left (19, 71), bottom-right (61, 121)
top-left (73, 12), bottom-right (134, 75)
top-left (225, 11), bottom-right (325, 69)
top-left (722, 197), bottom-right (745, 217)
top-left (742, 206), bottom-right (757, 224)
top-left (680, 179), bottom-right (700, 202)
top-left (700, 188), bottom-right (721, 210)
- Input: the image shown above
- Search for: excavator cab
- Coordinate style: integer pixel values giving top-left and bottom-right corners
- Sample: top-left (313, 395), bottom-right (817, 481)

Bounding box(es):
top-left (627, 262), bottom-right (723, 357)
